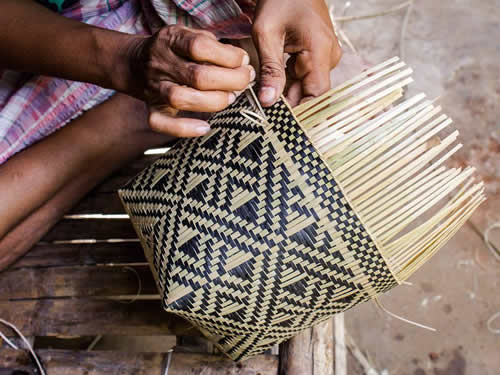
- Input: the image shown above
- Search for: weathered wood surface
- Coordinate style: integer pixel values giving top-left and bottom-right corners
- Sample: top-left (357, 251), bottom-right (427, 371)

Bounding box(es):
top-left (0, 265), bottom-right (156, 299)
top-left (42, 219), bottom-right (137, 241)
top-left (0, 299), bottom-right (199, 337)
top-left (68, 192), bottom-right (126, 215)
top-left (0, 349), bottom-right (278, 375)
top-left (279, 319), bottom-right (334, 375)
top-left (11, 242), bottom-right (145, 269)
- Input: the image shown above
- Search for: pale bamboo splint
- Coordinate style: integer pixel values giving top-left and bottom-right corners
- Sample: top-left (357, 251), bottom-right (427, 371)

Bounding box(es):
top-left (294, 57), bottom-right (485, 282)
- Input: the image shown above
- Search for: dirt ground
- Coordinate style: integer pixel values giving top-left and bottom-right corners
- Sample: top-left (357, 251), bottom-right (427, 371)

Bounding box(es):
top-left (330, 1), bottom-right (499, 374)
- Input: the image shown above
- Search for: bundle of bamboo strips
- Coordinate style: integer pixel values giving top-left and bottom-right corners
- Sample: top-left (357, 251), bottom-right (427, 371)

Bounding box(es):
top-left (293, 56), bottom-right (485, 282)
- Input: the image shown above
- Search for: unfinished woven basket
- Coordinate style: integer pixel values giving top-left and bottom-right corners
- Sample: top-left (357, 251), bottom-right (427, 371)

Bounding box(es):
top-left (119, 57), bottom-right (485, 361)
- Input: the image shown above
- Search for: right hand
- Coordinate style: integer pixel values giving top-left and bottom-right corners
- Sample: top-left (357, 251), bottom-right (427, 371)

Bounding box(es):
top-left (124, 25), bottom-right (255, 137)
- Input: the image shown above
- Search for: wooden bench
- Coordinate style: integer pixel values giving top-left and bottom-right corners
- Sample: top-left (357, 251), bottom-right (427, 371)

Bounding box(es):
top-left (0, 154), bottom-right (334, 374)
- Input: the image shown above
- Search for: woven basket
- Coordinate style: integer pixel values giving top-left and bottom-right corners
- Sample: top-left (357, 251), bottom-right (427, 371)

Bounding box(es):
top-left (118, 58), bottom-right (485, 361)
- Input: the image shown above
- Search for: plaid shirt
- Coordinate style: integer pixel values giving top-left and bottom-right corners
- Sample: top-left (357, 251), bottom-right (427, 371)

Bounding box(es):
top-left (149, 0), bottom-right (255, 38)
top-left (0, 0), bottom-right (254, 164)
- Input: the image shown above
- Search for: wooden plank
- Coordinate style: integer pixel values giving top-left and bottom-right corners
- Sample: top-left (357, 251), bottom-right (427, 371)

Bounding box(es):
top-left (313, 319), bottom-right (334, 375)
top-left (279, 320), bottom-right (334, 375)
top-left (42, 219), bottom-right (137, 241)
top-left (0, 349), bottom-right (278, 375)
top-left (12, 242), bottom-right (146, 269)
top-left (0, 265), bottom-right (156, 299)
top-left (68, 192), bottom-right (126, 215)
top-left (0, 299), bottom-right (198, 336)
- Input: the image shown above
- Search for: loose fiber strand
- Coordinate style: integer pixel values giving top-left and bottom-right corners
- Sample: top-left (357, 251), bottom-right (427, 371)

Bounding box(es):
top-left (303, 72), bottom-right (413, 131)
top-left (298, 62), bottom-right (407, 124)
top-left (384, 180), bottom-right (482, 256)
top-left (370, 168), bottom-right (466, 233)
top-left (353, 142), bottom-right (463, 208)
top-left (376, 168), bottom-right (474, 242)
top-left (314, 90), bottom-right (402, 150)
top-left (294, 57), bottom-right (401, 116)
top-left (397, 192), bottom-right (484, 278)
top-left (348, 132), bottom-right (459, 201)
top-left (332, 99), bottom-right (439, 175)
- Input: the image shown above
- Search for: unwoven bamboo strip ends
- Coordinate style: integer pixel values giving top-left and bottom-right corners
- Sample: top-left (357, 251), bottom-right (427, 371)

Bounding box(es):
top-left (119, 57), bottom-right (485, 361)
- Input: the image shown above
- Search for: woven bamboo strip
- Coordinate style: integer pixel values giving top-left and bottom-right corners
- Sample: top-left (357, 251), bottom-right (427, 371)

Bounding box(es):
top-left (293, 59), bottom-right (485, 281)
top-left (294, 57), bottom-right (402, 116)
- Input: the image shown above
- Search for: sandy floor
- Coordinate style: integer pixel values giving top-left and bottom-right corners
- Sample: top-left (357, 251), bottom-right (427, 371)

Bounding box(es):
top-left (330, 1), bottom-right (499, 374)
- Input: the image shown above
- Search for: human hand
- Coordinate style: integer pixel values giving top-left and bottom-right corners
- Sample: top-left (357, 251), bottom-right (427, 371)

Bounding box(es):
top-left (123, 25), bottom-right (255, 137)
top-left (252, 0), bottom-right (342, 107)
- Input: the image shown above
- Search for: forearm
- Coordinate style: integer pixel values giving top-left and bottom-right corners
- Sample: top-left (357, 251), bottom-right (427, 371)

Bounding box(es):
top-left (0, 0), bottom-right (142, 93)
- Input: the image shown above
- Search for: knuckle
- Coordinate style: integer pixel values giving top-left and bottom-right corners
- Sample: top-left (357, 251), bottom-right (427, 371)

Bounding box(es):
top-left (157, 26), bottom-right (170, 39)
top-left (187, 64), bottom-right (205, 89)
top-left (260, 61), bottom-right (285, 79)
top-left (236, 70), bottom-right (251, 90)
top-left (148, 113), bottom-right (162, 133)
top-left (158, 25), bottom-right (179, 42)
top-left (188, 35), bottom-right (208, 58)
top-left (166, 86), bottom-right (187, 109)
top-left (214, 94), bottom-right (230, 111)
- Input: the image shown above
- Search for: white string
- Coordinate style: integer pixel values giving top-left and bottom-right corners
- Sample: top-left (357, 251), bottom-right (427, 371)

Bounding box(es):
top-left (164, 350), bottom-right (173, 375)
top-left (483, 221), bottom-right (500, 261)
top-left (374, 298), bottom-right (437, 332)
top-left (400, 0), bottom-right (414, 62)
top-left (117, 266), bottom-right (143, 304)
top-left (0, 318), bottom-right (46, 375)
top-left (487, 312), bottom-right (500, 335)
top-left (86, 335), bottom-right (103, 351)
top-left (0, 329), bottom-right (19, 350)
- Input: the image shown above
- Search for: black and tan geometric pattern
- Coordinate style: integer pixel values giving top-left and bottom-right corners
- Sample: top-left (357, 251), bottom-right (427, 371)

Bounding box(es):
top-left (119, 92), bottom-right (398, 361)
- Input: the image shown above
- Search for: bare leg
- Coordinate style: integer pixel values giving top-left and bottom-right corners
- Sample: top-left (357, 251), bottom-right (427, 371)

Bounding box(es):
top-left (0, 93), bottom-right (172, 270)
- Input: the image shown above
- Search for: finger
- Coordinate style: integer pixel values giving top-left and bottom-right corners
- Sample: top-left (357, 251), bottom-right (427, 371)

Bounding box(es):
top-left (149, 111), bottom-right (211, 138)
top-left (297, 51), bottom-right (332, 100)
top-left (285, 80), bottom-right (303, 108)
top-left (159, 82), bottom-right (237, 112)
top-left (179, 63), bottom-right (255, 91)
top-left (252, 24), bottom-right (286, 107)
top-left (171, 29), bottom-right (249, 68)
top-left (287, 52), bottom-right (314, 81)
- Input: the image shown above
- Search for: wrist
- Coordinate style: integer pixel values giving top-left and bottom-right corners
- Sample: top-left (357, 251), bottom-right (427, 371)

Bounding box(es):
top-left (93, 27), bottom-right (147, 97)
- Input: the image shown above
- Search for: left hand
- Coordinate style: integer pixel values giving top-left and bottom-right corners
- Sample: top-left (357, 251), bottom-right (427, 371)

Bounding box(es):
top-left (252, 0), bottom-right (342, 107)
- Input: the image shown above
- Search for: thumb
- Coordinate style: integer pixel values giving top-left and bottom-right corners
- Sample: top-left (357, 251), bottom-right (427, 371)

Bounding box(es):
top-left (252, 26), bottom-right (286, 107)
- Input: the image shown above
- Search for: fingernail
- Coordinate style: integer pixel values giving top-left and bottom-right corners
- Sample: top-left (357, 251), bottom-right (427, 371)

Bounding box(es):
top-left (196, 125), bottom-right (211, 135)
top-left (229, 92), bottom-right (237, 105)
top-left (247, 65), bottom-right (256, 81)
top-left (260, 87), bottom-right (276, 104)
top-left (242, 53), bottom-right (250, 66)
